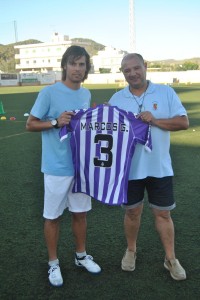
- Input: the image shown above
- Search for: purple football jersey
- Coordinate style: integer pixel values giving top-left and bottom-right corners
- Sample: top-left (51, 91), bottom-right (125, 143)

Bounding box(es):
top-left (59, 105), bottom-right (152, 205)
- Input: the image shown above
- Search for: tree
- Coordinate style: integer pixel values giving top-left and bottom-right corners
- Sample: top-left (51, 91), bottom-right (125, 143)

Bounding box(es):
top-left (0, 40), bottom-right (42, 73)
top-left (99, 68), bottom-right (111, 73)
top-left (181, 61), bottom-right (199, 70)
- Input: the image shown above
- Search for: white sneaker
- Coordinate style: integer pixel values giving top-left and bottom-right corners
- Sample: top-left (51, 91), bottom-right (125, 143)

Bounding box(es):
top-left (164, 258), bottom-right (186, 281)
top-left (48, 264), bottom-right (63, 287)
top-left (121, 249), bottom-right (136, 271)
top-left (75, 255), bottom-right (101, 274)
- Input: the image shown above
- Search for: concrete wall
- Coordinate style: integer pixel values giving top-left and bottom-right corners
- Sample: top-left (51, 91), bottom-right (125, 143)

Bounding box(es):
top-left (0, 70), bottom-right (200, 86)
top-left (84, 70), bottom-right (200, 85)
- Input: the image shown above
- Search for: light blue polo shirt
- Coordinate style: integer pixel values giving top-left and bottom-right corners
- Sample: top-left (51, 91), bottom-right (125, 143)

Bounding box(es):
top-left (31, 81), bottom-right (91, 176)
top-left (109, 81), bottom-right (187, 179)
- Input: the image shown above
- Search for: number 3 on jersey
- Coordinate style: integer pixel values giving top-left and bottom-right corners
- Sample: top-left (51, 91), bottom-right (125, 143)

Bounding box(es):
top-left (93, 134), bottom-right (113, 168)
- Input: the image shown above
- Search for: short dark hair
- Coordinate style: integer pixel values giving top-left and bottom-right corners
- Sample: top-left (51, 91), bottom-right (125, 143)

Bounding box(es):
top-left (121, 53), bottom-right (145, 68)
top-left (61, 45), bottom-right (91, 81)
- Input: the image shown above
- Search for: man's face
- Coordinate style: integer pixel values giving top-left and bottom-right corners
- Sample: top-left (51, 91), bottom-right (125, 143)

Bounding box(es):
top-left (65, 56), bottom-right (87, 83)
top-left (121, 56), bottom-right (147, 90)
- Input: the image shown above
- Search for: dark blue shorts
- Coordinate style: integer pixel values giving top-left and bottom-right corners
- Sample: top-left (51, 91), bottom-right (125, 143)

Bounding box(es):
top-left (124, 176), bottom-right (175, 210)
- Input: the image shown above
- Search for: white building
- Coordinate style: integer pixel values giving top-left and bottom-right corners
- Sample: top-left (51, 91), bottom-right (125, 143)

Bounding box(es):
top-left (14, 34), bottom-right (127, 74)
top-left (92, 46), bottom-right (126, 73)
top-left (14, 33), bottom-right (90, 73)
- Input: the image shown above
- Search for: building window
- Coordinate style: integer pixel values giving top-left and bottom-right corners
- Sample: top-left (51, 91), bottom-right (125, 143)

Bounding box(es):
top-left (26, 61), bottom-right (29, 64)
top-left (33, 60), bottom-right (36, 64)
top-left (1, 74), bottom-right (18, 80)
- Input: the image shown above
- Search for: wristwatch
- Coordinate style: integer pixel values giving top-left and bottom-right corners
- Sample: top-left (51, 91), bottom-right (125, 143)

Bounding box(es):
top-left (50, 119), bottom-right (59, 128)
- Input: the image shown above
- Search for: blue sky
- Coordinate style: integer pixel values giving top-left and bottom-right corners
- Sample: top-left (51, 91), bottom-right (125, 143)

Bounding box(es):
top-left (0, 0), bottom-right (200, 61)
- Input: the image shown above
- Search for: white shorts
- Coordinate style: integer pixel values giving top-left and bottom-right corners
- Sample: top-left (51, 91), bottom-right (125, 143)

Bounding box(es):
top-left (43, 174), bottom-right (91, 219)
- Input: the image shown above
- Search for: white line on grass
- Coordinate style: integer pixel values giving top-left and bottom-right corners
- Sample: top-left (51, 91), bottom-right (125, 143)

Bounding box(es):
top-left (0, 132), bottom-right (30, 140)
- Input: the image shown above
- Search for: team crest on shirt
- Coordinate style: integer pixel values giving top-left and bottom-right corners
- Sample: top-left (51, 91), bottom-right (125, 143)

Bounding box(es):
top-left (152, 102), bottom-right (158, 110)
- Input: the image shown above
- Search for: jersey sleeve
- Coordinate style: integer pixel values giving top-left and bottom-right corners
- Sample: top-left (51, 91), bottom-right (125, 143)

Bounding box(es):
top-left (144, 125), bottom-right (152, 152)
top-left (59, 108), bottom-right (89, 142)
top-left (127, 111), bottom-right (152, 152)
top-left (59, 125), bottom-right (70, 142)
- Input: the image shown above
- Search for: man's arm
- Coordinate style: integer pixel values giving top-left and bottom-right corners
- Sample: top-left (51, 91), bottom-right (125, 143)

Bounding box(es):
top-left (151, 115), bottom-right (189, 131)
top-left (26, 112), bottom-right (75, 132)
top-left (26, 115), bottom-right (52, 132)
top-left (138, 112), bottom-right (189, 131)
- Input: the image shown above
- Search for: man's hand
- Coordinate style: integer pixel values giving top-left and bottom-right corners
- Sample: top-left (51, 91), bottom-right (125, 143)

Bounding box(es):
top-left (138, 111), bottom-right (154, 124)
top-left (57, 111), bottom-right (75, 127)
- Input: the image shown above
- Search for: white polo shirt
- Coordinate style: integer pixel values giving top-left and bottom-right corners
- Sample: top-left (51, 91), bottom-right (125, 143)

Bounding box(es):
top-left (109, 81), bottom-right (188, 179)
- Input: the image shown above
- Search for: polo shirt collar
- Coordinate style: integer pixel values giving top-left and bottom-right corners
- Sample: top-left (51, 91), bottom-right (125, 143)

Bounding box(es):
top-left (123, 80), bottom-right (155, 98)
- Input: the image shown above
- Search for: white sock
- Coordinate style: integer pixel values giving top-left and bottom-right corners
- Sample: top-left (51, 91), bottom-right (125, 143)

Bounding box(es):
top-left (76, 251), bottom-right (86, 258)
top-left (48, 258), bottom-right (59, 267)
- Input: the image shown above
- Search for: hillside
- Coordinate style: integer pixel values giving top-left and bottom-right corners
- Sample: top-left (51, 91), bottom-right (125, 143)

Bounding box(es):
top-left (0, 38), bottom-right (104, 73)
top-left (0, 39), bottom-right (42, 73)
top-left (149, 58), bottom-right (200, 65)
top-left (71, 38), bottom-right (105, 57)
top-left (0, 38), bottom-right (199, 73)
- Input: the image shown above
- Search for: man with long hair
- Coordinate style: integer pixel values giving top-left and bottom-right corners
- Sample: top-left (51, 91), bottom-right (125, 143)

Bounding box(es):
top-left (26, 46), bottom-right (101, 287)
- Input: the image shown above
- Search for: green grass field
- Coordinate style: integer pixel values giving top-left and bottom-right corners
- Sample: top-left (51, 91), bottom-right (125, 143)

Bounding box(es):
top-left (0, 85), bottom-right (200, 300)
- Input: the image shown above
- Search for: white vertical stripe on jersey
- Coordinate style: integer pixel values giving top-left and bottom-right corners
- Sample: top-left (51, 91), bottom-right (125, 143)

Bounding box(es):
top-left (88, 109), bottom-right (96, 197)
top-left (114, 113), bottom-right (131, 204)
top-left (79, 113), bottom-right (87, 193)
top-left (111, 109), bottom-right (129, 204)
top-left (96, 106), bottom-right (109, 201)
